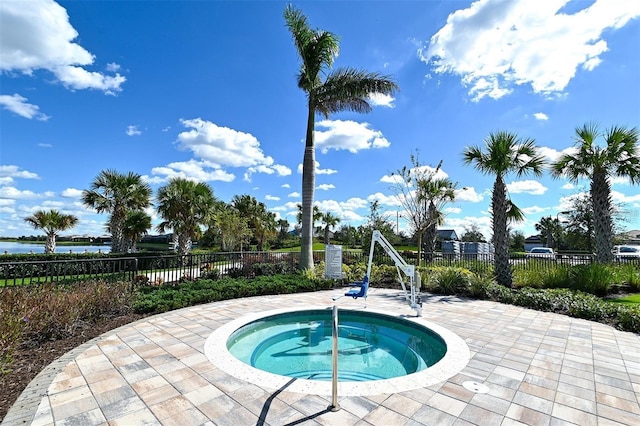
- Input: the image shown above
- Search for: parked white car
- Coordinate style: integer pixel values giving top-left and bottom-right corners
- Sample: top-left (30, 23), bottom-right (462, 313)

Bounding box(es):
top-left (612, 245), bottom-right (640, 260)
top-left (526, 247), bottom-right (556, 259)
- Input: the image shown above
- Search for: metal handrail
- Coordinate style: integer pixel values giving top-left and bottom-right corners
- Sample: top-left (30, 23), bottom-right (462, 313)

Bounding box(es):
top-left (329, 305), bottom-right (340, 411)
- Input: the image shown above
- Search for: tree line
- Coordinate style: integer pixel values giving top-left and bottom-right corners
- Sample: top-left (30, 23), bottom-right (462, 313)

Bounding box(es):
top-left (21, 6), bottom-right (640, 291)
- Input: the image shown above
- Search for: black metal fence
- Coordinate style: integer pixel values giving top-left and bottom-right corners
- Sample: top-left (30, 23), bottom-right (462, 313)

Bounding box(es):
top-left (1, 250), bottom-right (637, 287)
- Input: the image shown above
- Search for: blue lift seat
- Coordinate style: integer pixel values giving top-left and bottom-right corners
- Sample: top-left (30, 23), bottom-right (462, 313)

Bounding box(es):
top-left (345, 275), bottom-right (369, 299)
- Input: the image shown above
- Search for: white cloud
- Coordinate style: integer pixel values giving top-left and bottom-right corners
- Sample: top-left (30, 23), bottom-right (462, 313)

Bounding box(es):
top-left (316, 184), bottom-right (335, 191)
top-left (0, 0), bottom-right (126, 93)
top-left (149, 159), bottom-right (235, 183)
top-left (288, 192), bottom-right (300, 198)
top-left (557, 192), bottom-right (589, 212)
top-left (177, 118), bottom-right (290, 180)
top-left (297, 161), bottom-right (338, 175)
top-left (0, 165), bottom-right (39, 180)
top-left (419, 0), bottom-right (640, 101)
top-left (38, 143), bottom-right (52, 148)
top-left (61, 188), bottom-right (83, 198)
top-left (265, 195), bottom-right (280, 201)
top-left (0, 186), bottom-right (52, 200)
top-left (312, 197), bottom-right (369, 222)
top-left (522, 205), bottom-right (548, 215)
top-left (445, 207), bottom-right (462, 214)
top-left (0, 93), bottom-right (50, 120)
top-left (315, 120), bottom-right (391, 153)
top-left (561, 183), bottom-right (575, 190)
top-left (367, 192), bottom-right (402, 207)
top-left (380, 164), bottom-right (449, 184)
top-left (612, 190), bottom-right (640, 204)
top-left (281, 183), bottom-right (291, 189)
top-left (106, 63), bottom-right (121, 72)
top-left (445, 216), bottom-right (493, 241)
top-left (0, 199), bottom-right (15, 207)
top-left (0, 177), bottom-right (13, 185)
top-left (272, 201), bottom-right (299, 212)
top-left (455, 187), bottom-right (483, 202)
top-left (367, 92), bottom-right (395, 108)
top-left (507, 180), bottom-right (547, 195)
top-left (533, 112), bottom-right (549, 121)
top-left (537, 146), bottom-right (577, 163)
top-left (126, 125), bottom-right (141, 136)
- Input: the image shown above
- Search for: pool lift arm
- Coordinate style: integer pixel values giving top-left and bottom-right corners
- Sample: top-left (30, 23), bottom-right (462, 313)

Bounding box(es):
top-left (367, 230), bottom-right (423, 316)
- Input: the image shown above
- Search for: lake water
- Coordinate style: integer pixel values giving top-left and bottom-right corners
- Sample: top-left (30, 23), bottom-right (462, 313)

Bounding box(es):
top-left (0, 241), bottom-right (111, 255)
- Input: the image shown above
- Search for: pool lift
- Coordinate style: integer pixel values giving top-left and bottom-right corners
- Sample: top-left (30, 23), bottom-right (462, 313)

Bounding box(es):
top-left (336, 230), bottom-right (423, 316)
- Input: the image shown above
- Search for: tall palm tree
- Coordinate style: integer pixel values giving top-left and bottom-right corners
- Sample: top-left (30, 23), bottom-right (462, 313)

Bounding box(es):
top-left (122, 210), bottom-right (152, 253)
top-left (552, 124), bottom-right (640, 262)
top-left (82, 170), bottom-right (152, 253)
top-left (463, 131), bottom-right (545, 287)
top-left (284, 5), bottom-right (399, 271)
top-left (319, 211), bottom-right (340, 245)
top-left (419, 177), bottom-right (456, 260)
top-left (156, 178), bottom-right (216, 256)
top-left (24, 209), bottom-right (78, 253)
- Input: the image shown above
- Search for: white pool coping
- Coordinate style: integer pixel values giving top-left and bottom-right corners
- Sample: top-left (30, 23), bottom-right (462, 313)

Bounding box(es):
top-left (204, 305), bottom-right (470, 396)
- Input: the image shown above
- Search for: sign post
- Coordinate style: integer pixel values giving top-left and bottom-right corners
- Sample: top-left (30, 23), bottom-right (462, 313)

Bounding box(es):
top-left (324, 244), bottom-right (342, 279)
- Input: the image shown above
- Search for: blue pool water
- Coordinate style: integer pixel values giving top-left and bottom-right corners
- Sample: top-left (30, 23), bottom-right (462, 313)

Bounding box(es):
top-left (227, 309), bottom-right (447, 382)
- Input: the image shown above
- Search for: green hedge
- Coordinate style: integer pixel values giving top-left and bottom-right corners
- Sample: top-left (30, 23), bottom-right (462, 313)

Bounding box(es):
top-left (472, 281), bottom-right (640, 333)
top-left (132, 274), bottom-right (335, 314)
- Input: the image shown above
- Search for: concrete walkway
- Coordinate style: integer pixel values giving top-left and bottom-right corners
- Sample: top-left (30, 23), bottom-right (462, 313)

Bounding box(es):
top-left (4, 289), bottom-right (640, 425)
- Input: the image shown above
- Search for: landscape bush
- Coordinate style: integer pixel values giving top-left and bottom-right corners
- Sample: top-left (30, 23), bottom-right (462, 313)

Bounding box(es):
top-left (512, 263), bottom-right (620, 296)
top-left (463, 280), bottom-right (640, 333)
top-left (0, 281), bottom-right (133, 376)
top-left (424, 267), bottom-right (473, 295)
top-left (132, 274), bottom-right (335, 314)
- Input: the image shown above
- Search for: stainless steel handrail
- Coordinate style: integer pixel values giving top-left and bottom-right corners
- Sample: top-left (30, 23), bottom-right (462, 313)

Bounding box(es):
top-left (329, 305), bottom-right (340, 411)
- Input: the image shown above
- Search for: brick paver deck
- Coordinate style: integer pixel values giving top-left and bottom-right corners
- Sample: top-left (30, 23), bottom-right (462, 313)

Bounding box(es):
top-left (3, 288), bottom-right (640, 425)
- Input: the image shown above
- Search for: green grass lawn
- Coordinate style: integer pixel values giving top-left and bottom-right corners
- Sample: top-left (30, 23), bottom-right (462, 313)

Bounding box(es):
top-left (275, 243), bottom-right (327, 252)
top-left (604, 293), bottom-right (640, 305)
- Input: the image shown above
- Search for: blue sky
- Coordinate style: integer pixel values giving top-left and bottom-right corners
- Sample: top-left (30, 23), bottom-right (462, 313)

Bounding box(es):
top-left (1, 0), bottom-right (639, 241)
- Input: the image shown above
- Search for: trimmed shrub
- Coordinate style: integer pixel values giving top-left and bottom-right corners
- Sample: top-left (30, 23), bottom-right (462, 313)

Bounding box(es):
top-left (132, 274), bottom-right (335, 314)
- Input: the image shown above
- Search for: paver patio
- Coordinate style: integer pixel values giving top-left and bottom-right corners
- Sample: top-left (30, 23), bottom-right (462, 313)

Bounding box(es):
top-left (3, 288), bottom-right (640, 425)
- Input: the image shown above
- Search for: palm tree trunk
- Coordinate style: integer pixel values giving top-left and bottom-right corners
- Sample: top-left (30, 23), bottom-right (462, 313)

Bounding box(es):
top-left (45, 233), bottom-right (56, 254)
top-left (423, 202), bottom-right (438, 263)
top-left (111, 215), bottom-right (126, 253)
top-left (178, 233), bottom-right (191, 262)
top-left (492, 176), bottom-right (512, 287)
top-left (591, 172), bottom-right (614, 262)
top-left (300, 104), bottom-right (316, 271)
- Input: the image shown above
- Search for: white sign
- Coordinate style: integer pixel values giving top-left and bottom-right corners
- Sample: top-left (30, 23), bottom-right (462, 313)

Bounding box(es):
top-left (324, 244), bottom-right (342, 279)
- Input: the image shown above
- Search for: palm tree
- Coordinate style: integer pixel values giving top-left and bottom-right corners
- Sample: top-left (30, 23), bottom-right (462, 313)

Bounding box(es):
top-left (284, 5), bottom-right (399, 271)
top-left (82, 170), bottom-right (152, 253)
top-left (122, 210), bottom-right (152, 253)
top-left (254, 209), bottom-right (277, 250)
top-left (232, 195), bottom-right (276, 250)
top-left (210, 204), bottom-right (251, 251)
top-left (24, 209), bottom-right (78, 253)
top-left (296, 203), bottom-right (322, 228)
top-left (463, 131), bottom-right (545, 287)
top-left (319, 211), bottom-right (340, 245)
top-left (156, 178), bottom-right (216, 256)
top-left (535, 216), bottom-right (560, 248)
top-left (419, 177), bottom-right (456, 260)
top-left (552, 124), bottom-right (640, 262)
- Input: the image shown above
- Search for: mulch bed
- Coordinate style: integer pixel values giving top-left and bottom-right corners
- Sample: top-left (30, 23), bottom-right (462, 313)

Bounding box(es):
top-left (0, 313), bottom-right (145, 422)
